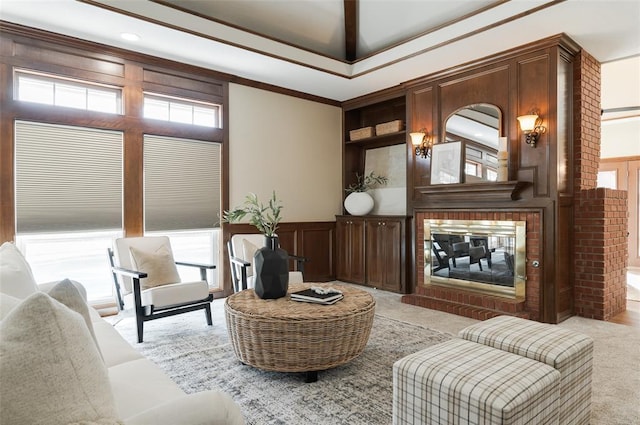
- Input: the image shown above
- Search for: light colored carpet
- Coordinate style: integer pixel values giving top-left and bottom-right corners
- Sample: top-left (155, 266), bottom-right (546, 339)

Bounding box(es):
top-left (115, 312), bottom-right (451, 424)
top-left (112, 283), bottom-right (640, 424)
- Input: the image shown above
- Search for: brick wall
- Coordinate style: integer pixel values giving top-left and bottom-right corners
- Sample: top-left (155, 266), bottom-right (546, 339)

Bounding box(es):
top-left (574, 188), bottom-right (628, 319)
top-left (574, 51), bottom-right (601, 192)
top-left (573, 51), bottom-right (628, 320)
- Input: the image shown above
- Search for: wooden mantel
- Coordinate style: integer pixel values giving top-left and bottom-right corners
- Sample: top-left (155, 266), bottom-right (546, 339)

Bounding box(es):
top-left (417, 181), bottom-right (529, 203)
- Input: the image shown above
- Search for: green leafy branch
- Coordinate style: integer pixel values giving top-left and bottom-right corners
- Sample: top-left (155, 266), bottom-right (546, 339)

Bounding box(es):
top-left (345, 171), bottom-right (389, 193)
top-left (223, 191), bottom-right (282, 237)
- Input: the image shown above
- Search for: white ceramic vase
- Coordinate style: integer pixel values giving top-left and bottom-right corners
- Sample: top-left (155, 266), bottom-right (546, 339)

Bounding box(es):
top-left (344, 192), bottom-right (374, 216)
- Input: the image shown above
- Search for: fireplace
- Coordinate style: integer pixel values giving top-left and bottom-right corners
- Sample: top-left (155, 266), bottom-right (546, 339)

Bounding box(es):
top-left (424, 219), bottom-right (526, 298)
top-left (404, 211), bottom-right (542, 321)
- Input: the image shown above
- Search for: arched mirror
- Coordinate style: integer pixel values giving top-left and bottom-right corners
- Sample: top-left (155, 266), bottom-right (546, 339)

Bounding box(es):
top-left (443, 103), bottom-right (501, 183)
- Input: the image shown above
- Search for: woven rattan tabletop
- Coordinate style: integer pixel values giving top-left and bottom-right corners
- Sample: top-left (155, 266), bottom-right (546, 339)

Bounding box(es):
top-left (224, 283), bottom-right (375, 321)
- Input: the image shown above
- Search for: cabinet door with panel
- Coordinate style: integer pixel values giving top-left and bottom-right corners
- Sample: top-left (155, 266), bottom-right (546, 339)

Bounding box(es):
top-left (336, 216), bottom-right (365, 284)
top-left (365, 217), bottom-right (405, 292)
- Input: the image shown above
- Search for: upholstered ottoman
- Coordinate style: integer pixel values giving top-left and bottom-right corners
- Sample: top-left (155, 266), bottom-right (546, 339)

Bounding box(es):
top-left (459, 315), bottom-right (593, 425)
top-left (393, 339), bottom-right (560, 425)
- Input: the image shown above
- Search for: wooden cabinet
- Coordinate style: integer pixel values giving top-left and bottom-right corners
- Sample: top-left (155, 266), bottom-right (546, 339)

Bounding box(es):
top-left (336, 215), bottom-right (410, 293)
top-left (366, 218), bottom-right (406, 292)
top-left (336, 216), bottom-right (365, 284)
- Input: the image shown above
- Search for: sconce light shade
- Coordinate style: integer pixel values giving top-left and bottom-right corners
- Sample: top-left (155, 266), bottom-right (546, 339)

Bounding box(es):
top-left (517, 114), bottom-right (539, 132)
top-left (516, 114), bottom-right (546, 148)
top-left (409, 130), bottom-right (431, 158)
top-left (410, 132), bottom-right (425, 146)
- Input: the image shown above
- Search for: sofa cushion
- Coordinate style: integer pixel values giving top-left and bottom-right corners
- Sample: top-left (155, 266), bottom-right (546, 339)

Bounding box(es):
top-left (39, 278), bottom-right (89, 302)
top-left (93, 320), bottom-right (144, 368)
top-left (0, 292), bottom-right (122, 425)
top-left (48, 278), bottom-right (101, 357)
top-left (0, 241), bottom-right (38, 299)
top-left (124, 391), bottom-right (246, 425)
top-left (129, 245), bottom-right (181, 290)
top-left (109, 358), bottom-right (185, 420)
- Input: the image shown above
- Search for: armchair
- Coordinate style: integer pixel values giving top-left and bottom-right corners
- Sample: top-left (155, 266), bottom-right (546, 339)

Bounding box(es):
top-left (108, 236), bottom-right (215, 343)
top-left (227, 234), bottom-right (307, 293)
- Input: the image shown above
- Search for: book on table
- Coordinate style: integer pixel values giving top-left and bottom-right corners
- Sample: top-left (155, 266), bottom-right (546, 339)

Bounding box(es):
top-left (290, 288), bottom-right (343, 305)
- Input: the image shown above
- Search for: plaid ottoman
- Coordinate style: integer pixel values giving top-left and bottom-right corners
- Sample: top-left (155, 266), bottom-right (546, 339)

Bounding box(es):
top-left (393, 339), bottom-right (560, 425)
top-left (459, 315), bottom-right (593, 425)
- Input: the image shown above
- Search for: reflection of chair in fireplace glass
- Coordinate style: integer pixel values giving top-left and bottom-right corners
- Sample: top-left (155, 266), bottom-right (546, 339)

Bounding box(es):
top-left (470, 237), bottom-right (493, 268)
top-left (431, 241), bottom-right (450, 272)
top-left (432, 234), bottom-right (456, 266)
top-left (452, 241), bottom-right (487, 271)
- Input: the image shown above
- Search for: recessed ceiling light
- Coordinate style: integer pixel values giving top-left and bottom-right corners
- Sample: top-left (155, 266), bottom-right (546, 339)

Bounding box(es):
top-left (120, 32), bottom-right (140, 42)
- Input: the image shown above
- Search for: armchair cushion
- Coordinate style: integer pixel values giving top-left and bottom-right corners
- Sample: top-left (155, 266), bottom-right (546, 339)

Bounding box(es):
top-left (0, 292), bottom-right (121, 425)
top-left (241, 238), bottom-right (260, 277)
top-left (130, 280), bottom-right (210, 309)
top-left (0, 241), bottom-right (39, 299)
top-left (129, 245), bottom-right (181, 290)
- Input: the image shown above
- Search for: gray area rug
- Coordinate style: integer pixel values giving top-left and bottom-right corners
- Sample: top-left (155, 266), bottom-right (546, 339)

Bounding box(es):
top-left (114, 313), bottom-right (452, 424)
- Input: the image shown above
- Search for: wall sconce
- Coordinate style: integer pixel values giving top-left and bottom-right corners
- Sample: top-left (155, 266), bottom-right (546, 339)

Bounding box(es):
top-left (516, 114), bottom-right (546, 148)
top-left (410, 130), bottom-right (432, 158)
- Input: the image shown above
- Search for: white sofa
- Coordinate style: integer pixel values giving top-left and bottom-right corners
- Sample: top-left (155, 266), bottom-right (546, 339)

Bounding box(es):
top-left (0, 242), bottom-right (245, 425)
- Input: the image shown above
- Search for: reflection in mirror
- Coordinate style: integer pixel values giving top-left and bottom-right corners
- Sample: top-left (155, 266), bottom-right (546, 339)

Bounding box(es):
top-left (444, 104), bottom-right (501, 183)
top-left (424, 219), bottom-right (525, 298)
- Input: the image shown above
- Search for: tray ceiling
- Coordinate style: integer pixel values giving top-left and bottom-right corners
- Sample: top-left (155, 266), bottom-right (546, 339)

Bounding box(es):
top-left (1, 0), bottom-right (639, 102)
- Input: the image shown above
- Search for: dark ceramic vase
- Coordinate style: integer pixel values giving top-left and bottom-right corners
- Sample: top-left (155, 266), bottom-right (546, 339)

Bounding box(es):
top-left (254, 236), bottom-right (289, 299)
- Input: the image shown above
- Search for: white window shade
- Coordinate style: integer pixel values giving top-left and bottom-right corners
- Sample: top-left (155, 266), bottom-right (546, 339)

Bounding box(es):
top-left (143, 135), bottom-right (221, 232)
top-left (15, 121), bottom-right (123, 233)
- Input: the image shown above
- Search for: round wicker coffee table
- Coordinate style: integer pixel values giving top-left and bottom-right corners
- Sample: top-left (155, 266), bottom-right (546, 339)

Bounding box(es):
top-left (224, 283), bottom-right (375, 382)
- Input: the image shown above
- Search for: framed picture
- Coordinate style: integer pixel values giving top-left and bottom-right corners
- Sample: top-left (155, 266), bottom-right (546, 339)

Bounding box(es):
top-left (430, 141), bottom-right (463, 184)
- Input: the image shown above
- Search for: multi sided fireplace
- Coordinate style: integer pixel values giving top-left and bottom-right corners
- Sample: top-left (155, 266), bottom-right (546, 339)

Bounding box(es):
top-left (423, 219), bottom-right (526, 298)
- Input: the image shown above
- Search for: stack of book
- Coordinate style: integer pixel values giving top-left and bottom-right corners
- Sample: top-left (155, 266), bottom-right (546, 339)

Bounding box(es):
top-left (290, 288), bottom-right (343, 305)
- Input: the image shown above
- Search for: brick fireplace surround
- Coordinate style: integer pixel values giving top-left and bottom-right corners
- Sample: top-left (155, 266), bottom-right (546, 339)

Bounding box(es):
top-left (408, 211), bottom-right (542, 320)
top-left (403, 50), bottom-right (628, 323)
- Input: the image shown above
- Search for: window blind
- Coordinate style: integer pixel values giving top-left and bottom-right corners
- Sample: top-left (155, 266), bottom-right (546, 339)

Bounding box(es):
top-left (143, 135), bottom-right (221, 231)
top-left (15, 121), bottom-right (123, 233)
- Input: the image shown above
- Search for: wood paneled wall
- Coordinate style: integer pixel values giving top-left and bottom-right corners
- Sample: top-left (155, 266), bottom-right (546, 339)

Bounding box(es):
top-left (401, 35), bottom-right (581, 323)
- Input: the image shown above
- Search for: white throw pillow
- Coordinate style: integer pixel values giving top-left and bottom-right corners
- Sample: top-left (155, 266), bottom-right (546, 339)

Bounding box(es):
top-left (48, 278), bottom-right (102, 357)
top-left (0, 241), bottom-right (38, 299)
top-left (242, 239), bottom-right (260, 278)
top-left (129, 245), bottom-right (181, 290)
top-left (0, 293), bottom-right (22, 320)
top-left (0, 292), bottom-right (122, 425)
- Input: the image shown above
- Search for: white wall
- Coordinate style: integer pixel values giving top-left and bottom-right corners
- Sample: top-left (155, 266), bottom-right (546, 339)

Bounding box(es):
top-left (601, 118), bottom-right (640, 158)
top-left (228, 83), bottom-right (343, 222)
top-left (601, 57), bottom-right (640, 159)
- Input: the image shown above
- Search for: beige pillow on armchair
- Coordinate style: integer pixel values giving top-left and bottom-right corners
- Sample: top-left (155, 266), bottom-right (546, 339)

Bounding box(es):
top-left (129, 245), bottom-right (181, 290)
